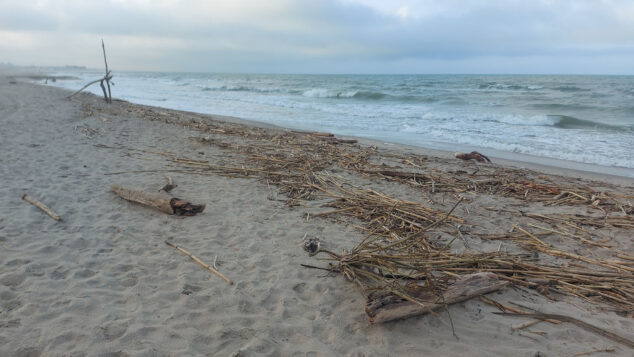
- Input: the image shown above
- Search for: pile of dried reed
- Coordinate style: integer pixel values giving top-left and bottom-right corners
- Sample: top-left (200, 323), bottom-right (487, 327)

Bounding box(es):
top-left (94, 101), bottom-right (633, 315)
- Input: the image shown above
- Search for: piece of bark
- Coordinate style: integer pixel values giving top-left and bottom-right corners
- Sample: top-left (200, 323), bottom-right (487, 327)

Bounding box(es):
top-left (365, 272), bottom-right (508, 323)
top-left (454, 151), bottom-right (491, 163)
top-left (22, 194), bottom-right (62, 221)
top-left (111, 185), bottom-right (204, 216)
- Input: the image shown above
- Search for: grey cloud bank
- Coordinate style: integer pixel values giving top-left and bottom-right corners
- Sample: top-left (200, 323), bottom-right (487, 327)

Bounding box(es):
top-left (1, 0), bottom-right (633, 74)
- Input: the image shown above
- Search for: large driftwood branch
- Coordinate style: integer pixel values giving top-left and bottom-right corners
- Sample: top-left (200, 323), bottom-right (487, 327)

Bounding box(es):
top-left (67, 78), bottom-right (103, 98)
top-left (66, 72), bottom-right (113, 101)
top-left (111, 185), bottom-right (205, 216)
top-left (365, 272), bottom-right (508, 323)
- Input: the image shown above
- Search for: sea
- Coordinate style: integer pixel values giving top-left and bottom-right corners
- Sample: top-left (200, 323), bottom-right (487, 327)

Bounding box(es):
top-left (46, 71), bottom-right (634, 176)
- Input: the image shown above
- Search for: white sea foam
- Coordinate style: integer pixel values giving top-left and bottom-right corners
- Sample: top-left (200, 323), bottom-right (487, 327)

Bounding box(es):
top-left (302, 88), bottom-right (358, 98)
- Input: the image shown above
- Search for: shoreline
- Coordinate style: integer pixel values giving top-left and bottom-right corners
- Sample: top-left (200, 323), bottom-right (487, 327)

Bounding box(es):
top-left (108, 92), bottom-right (634, 186)
top-left (29, 72), bottom-right (634, 183)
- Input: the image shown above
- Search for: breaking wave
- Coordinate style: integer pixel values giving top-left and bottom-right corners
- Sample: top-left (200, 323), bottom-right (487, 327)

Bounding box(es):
top-left (302, 89), bottom-right (387, 100)
top-left (550, 115), bottom-right (630, 131)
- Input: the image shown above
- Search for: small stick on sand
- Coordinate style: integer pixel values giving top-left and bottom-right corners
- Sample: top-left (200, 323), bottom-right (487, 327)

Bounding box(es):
top-left (495, 312), bottom-right (634, 349)
top-left (159, 175), bottom-right (177, 193)
top-left (22, 194), bottom-right (62, 221)
top-left (165, 241), bottom-right (232, 285)
top-left (511, 318), bottom-right (543, 331)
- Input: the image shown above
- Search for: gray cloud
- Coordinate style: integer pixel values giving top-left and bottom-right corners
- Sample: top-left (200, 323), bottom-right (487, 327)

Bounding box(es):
top-left (1, 0), bottom-right (633, 73)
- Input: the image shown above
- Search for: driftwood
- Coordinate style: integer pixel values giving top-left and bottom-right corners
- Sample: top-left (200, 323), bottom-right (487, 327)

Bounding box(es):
top-left (67, 40), bottom-right (113, 103)
top-left (22, 194), bottom-right (62, 221)
top-left (110, 185), bottom-right (204, 216)
top-left (321, 137), bottom-right (358, 144)
top-left (101, 39), bottom-right (112, 103)
top-left (165, 241), bottom-right (232, 285)
top-left (455, 151), bottom-right (491, 163)
top-left (365, 272), bottom-right (508, 323)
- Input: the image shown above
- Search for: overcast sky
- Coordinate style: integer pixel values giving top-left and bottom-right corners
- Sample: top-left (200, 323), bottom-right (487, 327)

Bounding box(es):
top-left (1, 0), bottom-right (633, 74)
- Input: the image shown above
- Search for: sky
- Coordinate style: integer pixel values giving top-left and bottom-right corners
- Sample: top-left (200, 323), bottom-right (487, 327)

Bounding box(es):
top-left (1, 0), bottom-right (633, 74)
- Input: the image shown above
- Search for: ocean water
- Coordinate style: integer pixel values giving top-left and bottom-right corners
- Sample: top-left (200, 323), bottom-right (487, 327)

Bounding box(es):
top-left (48, 71), bottom-right (634, 171)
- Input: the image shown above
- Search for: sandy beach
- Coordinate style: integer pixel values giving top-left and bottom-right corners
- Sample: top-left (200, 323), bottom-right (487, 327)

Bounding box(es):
top-left (1, 76), bottom-right (632, 356)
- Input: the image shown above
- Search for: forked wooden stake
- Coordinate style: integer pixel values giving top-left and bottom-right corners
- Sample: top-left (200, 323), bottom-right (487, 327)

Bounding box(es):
top-left (22, 194), bottom-right (62, 221)
top-left (67, 40), bottom-right (113, 103)
top-left (165, 241), bottom-right (232, 285)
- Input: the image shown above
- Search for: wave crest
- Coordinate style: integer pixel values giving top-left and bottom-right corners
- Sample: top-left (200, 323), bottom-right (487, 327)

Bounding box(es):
top-left (302, 89), bottom-right (387, 100)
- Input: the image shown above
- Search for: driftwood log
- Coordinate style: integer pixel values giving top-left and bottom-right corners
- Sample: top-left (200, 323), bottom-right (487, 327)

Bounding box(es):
top-left (365, 272), bottom-right (508, 323)
top-left (111, 185), bottom-right (205, 216)
top-left (320, 137), bottom-right (358, 145)
top-left (290, 130), bottom-right (334, 137)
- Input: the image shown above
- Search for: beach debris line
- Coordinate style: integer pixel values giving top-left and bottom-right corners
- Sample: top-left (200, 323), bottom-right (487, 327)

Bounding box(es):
top-left (110, 185), bottom-right (205, 216)
top-left (22, 194), bottom-right (62, 221)
top-left (165, 241), bottom-right (232, 285)
top-left (92, 101), bottom-right (633, 315)
top-left (67, 39), bottom-right (113, 103)
top-left (97, 101), bottom-right (631, 212)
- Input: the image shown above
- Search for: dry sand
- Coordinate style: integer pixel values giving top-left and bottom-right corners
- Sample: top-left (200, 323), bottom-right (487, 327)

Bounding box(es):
top-left (0, 76), bottom-right (632, 356)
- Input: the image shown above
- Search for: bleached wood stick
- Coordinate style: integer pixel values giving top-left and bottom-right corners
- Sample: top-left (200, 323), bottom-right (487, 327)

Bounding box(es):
top-left (66, 78), bottom-right (102, 99)
top-left (22, 194), bottom-right (62, 221)
top-left (165, 241), bottom-right (232, 285)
